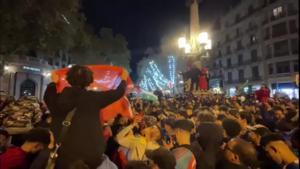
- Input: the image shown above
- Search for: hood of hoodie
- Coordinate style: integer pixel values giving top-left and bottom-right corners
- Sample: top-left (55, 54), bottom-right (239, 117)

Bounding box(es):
top-left (197, 122), bottom-right (224, 149)
top-left (57, 86), bottom-right (84, 113)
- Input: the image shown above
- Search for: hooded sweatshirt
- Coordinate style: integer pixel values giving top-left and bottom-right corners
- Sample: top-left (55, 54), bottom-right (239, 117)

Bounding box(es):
top-left (44, 81), bottom-right (126, 168)
top-left (197, 122), bottom-right (224, 169)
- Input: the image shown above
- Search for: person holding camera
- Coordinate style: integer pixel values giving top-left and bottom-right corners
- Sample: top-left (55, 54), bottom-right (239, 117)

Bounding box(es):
top-left (115, 115), bottom-right (161, 161)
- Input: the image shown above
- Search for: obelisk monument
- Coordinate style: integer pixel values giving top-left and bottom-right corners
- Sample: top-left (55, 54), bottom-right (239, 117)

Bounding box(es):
top-left (189, 0), bottom-right (200, 54)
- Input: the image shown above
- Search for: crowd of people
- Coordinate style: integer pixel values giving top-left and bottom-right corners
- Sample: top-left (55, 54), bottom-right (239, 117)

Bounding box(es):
top-left (0, 65), bottom-right (298, 169)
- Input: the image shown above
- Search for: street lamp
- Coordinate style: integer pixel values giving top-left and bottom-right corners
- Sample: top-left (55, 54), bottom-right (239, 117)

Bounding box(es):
top-left (178, 32), bottom-right (212, 55)
top-left (177, 32), bottom-right (212, 93)
top-left (178, 37), bottom-right (187, 49)
top-left (198, 32), bottom-right (209, 44)
top-left (184, 43), bottom-right (192, 54)
top-left (204, 39), bottom-right (212, 50)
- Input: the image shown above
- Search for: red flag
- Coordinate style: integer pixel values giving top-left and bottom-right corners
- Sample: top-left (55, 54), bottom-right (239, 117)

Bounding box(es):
top-left (53, 65), bottom-right (134, 122)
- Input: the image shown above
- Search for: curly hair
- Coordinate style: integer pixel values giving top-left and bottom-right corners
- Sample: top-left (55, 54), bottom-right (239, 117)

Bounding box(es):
top-left (66, 65), bottom-right (94, 88)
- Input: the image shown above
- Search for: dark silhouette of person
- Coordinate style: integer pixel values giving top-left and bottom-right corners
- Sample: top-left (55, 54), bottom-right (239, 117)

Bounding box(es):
top-left (44, 65), bottom-right (127, 169)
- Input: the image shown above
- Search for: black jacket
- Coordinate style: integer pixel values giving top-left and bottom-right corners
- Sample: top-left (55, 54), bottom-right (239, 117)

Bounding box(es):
top-left (44, 81), bottom-right (126, 168)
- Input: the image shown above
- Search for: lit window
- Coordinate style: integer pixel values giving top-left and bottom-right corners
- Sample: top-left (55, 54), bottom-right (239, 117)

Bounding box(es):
top-left (273, 6), bottom-right (283, 17)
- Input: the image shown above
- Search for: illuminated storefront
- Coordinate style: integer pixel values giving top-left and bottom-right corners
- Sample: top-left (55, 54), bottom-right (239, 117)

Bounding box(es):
top-left (271, 83), bottom-right (299, 99)
top-left (1, 59), bottom-right (52, 100)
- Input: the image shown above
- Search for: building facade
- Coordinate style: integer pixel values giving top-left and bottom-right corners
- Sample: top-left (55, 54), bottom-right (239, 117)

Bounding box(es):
top-left (209, 0), bottom-right (299, 98)
top-left (0, 53), bottom-right (71, 100)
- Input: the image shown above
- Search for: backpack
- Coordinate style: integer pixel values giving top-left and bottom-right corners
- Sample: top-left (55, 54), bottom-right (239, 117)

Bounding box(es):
top-left (172, 147), bottom-right (196, 169)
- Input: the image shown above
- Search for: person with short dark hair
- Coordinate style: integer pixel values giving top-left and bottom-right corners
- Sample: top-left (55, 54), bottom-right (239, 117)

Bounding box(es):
top-left (197, 122), bottom-right (224, 169)
top-left (228, 109), bottom-right (240, 119)
top-left (0, 128), bottom-right (51, 169)
top-left (171, 119), bottom-right (198, 169)
top-left (222, 118), bottom-right (242, 139)
top-left (242, 125), bottom-right (280, 169)
top-left (0, 128), bottom-right (10, 154)
top-left (146, 147), bottom-right (176, 169)
top-left (261, 133), bottom-right (299, 169)
top-left (44, 65), bottom-right (128, 168)
top-left (246, 126), bottom-right (271, 147)
top-left (272, 106), bottom-right (295, 132)
top-left (161, 118), bottom-right (175, 136)
top-left (176, 108), bottom-right (189, 119)
top-left (125, 161), bottom-right (152, 169)
top-left (197, 111), bottom-right (216, 124)
top-left (222, 138), bottom-right (259, 169)
top-left (240, 111), bottom-right (254, 126)
top-left (219, 106), bottom-right (229, 115)
top-left (116, 115), bottom-right (161, 161)
top-left (290, 128), bottom-right (300, 151)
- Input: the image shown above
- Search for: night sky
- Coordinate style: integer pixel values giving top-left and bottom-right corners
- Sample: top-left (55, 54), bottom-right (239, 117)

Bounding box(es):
top-left (83, 0), bottom-right (240, 80)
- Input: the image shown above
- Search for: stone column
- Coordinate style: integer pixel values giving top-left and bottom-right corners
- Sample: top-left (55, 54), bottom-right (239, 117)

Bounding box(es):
top-left (189, 0), bottom-right (200, 54)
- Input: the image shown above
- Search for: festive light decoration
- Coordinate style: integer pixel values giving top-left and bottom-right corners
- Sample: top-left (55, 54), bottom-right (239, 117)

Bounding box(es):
top-left (139, 57), bottom-right (177, 91)
top-left (168, 56), bottom-right (176, 88)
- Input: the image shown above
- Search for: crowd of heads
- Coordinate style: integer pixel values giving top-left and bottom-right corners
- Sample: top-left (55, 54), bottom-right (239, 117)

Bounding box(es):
top-left (106, 92), bottom-right (299, 169)
top-left (0, 83), bottom-right (299, 169)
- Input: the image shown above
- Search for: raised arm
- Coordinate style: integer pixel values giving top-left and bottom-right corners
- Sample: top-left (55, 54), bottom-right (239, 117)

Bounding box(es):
top-left (88, 80), bottom-right (127, 109)
top-left (115, 124), bottom-right (135, 148)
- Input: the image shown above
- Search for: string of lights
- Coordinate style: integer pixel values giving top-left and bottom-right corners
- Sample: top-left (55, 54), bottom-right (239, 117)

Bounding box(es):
top-left (168, 56), bottom-right (176, 86)
top-left (139, 58), bottom-right (177, 91)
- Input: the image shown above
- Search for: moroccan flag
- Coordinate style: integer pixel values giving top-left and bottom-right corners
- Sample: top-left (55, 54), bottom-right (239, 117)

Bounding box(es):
top-left (52, 65), bottom-right (134, 122)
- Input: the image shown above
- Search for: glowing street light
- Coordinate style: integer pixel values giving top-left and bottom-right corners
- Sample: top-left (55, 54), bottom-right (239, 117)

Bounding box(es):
top-left (4, 66), bottom-right (10, 71)
top-left (198, 32), bottom-right (209, 44)
top-left (178, 37), bottom-right (187, 49)
top-left (4, 65), bottom-right (15, 73)
top-left (178, 32), bottom-right (212, 55)
top-left (43, 72), bottom-right (51, 77)
top-left (204, 39), bottom-right (212, 50)
top-left (67, 64), bottom-right (74, 68)
top-left (184, 43), bottom-right (192, 54)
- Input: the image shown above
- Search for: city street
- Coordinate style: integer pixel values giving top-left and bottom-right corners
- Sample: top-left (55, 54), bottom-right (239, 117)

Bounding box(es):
top-left (0, 0), bottom-right (299, 169)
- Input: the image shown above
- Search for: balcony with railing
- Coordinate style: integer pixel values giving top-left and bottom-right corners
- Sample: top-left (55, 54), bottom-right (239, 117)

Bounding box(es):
top-left (270, 11), bottom-right (287, 21)
top-left (262, 17), bottom-right (269, 25)
top-left (226, 49), bottom-right (232, 55)
top-left (250, 56), bottom-right (262, 63)
top-left (274, 51), bottom-right (289, 57)
top-left (233, 32), bottom-right (244, 41)
top-left (235, 45), bottom-right (245, 52)
top-left (238, 78), bottom-right (246, 83)
top-left (264, 33), bottom-right (270, 40)
top-left (211, 74), bottom-right (223, 79)
top-left (224, 58), bottom-right (263, 69)
top-left (226, 63), bottom-right (233, 69)
top-left (226, 79), bottom-right (242, 85)
top-left (288, 9), bottom-right (298, 16)
top-left (217, 52), bottom-right (222, 58)
top-left (226, 79), bottom-right (234, 84)
top-left (246, 25), bottom-right (258, 33)
top-left (225, 36), bottom-right (232, 44)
